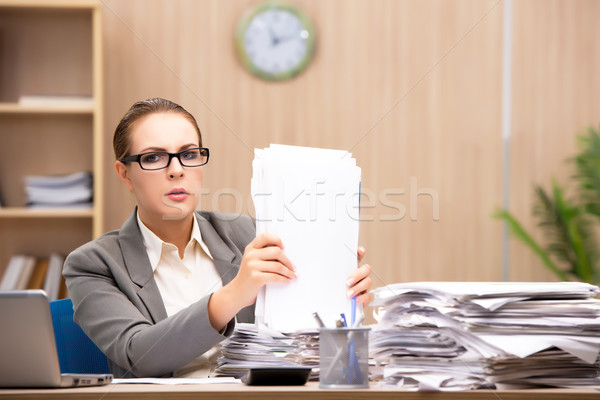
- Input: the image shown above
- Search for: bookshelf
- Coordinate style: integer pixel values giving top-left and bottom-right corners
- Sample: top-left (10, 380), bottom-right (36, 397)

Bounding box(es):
top-left (0, 0), bottom-right (103, 281)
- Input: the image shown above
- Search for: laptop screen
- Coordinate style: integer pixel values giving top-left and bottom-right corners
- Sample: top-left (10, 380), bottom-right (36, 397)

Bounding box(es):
top-left (0, 290), bottom-right (68, 387)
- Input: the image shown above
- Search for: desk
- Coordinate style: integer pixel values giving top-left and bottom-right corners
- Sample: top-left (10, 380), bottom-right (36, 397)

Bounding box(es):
top-left (0, 382), bottom-right (598, 400)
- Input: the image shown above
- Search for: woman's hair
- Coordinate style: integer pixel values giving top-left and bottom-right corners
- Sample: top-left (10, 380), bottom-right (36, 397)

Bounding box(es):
top-left (113, 98), bottom-right (203, 160)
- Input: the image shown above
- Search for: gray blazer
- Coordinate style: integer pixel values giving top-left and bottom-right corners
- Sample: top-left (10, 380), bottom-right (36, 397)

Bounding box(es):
top-left (63, 209), bottom-right (256, 378)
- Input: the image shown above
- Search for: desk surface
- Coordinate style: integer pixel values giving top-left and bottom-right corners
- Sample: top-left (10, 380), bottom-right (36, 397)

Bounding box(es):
top-left (0, 382), bottom-right (598, 400)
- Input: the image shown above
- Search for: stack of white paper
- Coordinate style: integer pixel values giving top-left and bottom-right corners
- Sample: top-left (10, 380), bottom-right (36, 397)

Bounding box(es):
top-left (214, 323), bottom-right (319, 380)
top-left (370, 282), bottom-right (600, 390)
top-left (282, 329), bottom-right (320, 379)
top-left (25, 171), bottom-right (93, 208)
top-left (214, 323), bottom-right (299, 378)
top-left (251, 144), bottom-right (362, 332)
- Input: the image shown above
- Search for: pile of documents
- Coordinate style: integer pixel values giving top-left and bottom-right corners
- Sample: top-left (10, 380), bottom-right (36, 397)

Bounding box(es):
top-left (214, 323), bottom-right (319, 380)
top-left (370, 282), bottom-right (600, 390)
top-left (25, 171), bottom-right (92, 208)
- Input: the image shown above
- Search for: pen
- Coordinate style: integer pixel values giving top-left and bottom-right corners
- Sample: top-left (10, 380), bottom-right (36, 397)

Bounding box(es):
top-left (351, 313), bottom-right (365, 328)
top-left (334, 317), bottom-right (347, 379)
top-left (348, 300), bottom-right (360, 384)
top-left (351, 296), bottom-right (357, 326)
top-left (312, 311), bottom-right (326, 328)
top-left (316, 310), bottom-right (347, 380)
top-left (340, 313), bottom-right (348, 327)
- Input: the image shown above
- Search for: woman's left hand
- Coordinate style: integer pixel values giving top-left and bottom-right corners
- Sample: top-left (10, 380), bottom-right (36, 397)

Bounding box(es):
top-left (345, 246), bottom-right (372, 306)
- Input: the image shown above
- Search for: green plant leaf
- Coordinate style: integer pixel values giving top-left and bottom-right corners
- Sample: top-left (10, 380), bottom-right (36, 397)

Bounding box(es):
top-left (494, 208), bottom-right (569, 281)
top-left (532, 185), bottom-right (576, 269)
top-left (548, 182), bottom-right (595, 283)
top-left (574, 126), bottom-right (600, 219)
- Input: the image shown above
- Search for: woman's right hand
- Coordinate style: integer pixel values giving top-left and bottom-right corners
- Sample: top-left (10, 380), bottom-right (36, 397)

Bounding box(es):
top-left (232, 232), bottom-right (297, 306)
top-left (207, 233), bottom-right (296, 331)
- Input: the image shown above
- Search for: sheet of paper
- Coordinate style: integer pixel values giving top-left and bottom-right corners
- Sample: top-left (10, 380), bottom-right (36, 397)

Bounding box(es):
top-left (112, 377), bottom-right (240, 384)
top-left (372, 282), bottom-right (599, 305)
top-left (477, 334), bottom-right (600, 363)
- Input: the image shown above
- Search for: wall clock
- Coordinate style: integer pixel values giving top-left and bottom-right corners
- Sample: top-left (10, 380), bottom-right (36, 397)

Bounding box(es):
top-left (235, 2), bottom-right (316, 81)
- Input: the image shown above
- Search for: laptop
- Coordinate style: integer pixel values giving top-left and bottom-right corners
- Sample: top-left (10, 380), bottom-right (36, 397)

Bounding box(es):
top-left (0, 290), bottom-right (112, 388)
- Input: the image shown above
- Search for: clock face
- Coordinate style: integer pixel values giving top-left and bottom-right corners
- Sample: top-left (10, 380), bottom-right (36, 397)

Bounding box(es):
top-left (236, 3), bottom-right (316, 81)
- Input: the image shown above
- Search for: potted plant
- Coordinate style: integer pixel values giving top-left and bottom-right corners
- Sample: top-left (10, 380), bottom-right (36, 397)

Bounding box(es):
top-left (495, 126), bottom-right (600, 284)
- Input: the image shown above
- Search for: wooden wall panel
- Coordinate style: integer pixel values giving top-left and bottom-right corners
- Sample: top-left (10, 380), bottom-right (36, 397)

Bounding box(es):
top-left (100, 0), bottom-right (504, 291)
top-left (0, 0), bottom-right (596, 309)
top-left (509, 0), bottom-right (600, 281)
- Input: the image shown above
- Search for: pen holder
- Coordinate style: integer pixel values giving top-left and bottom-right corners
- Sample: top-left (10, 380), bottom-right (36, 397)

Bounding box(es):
top-left (319, 327), bottom-right (370, 389)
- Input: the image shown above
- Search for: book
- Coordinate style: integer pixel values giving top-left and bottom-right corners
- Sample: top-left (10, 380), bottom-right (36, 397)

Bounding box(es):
top-left (27, 259), bottom-right (50, 290)
top-left (18, 94), bottom-right (94, 108)
top-left (58, 276), bottom-right (69, 300)
top-left (26, 185), bottom-right (93, 205)
top-left (43, 254), bottom-right (65, 301)
top-left (13, 256), bottom-right (36, 290)
top-left (24, 171), bottom-right (92, 188)
top-left (0, 255), bottom-right (27, 290)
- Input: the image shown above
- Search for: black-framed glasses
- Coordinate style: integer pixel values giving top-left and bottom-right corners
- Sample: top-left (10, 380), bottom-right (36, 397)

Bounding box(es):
top-left (120, 147), bottom-right (209, 170)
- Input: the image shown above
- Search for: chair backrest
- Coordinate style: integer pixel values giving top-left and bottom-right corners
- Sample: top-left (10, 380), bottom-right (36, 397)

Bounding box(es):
top-left (49, 298), bottom-right (110, 374)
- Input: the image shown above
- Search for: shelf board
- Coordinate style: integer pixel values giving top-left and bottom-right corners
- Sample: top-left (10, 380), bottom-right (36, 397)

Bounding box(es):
top-left (0, 207), bottom-right (93, 218)
top-left (0, 0), bottom-right (99, 9)
top-left (0, 102), bottom-right (94, 115)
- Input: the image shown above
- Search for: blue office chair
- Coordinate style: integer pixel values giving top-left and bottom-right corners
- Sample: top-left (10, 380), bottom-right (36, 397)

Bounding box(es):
top-left (49, 298), bottom-right (110, 374)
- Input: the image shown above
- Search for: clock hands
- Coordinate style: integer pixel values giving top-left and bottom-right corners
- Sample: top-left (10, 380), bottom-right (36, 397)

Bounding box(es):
top-left (268, 29), bottom-right (301, 47)
top-left (267, 26), bottom-right (278, 46)
top-left (275, 31), bottom-right (301, 46)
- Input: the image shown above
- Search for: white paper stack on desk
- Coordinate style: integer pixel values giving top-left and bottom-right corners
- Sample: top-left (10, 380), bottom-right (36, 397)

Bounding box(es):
top-left (214, 323), bottom-right (298, 378)
top-left (214, 323), bottom-right (320, 381)
top-left (370, 282), bottom-right (600, 391)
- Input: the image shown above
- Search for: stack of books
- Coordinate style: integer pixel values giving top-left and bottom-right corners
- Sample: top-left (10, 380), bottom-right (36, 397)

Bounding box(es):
top-left (370, 282), bottom-right (600, 390)
top-left (0, 254), bottom-right (67, 301)
top-left (24, 171), bottom-right (93, 208)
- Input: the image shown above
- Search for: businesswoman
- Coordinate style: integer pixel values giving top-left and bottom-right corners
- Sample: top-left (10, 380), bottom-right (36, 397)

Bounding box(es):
top-left (63, 98), bottom-right (372, 378)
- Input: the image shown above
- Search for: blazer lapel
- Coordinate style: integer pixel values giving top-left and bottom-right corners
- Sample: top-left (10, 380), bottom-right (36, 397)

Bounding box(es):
top-left (196, 212), bottom-right (241, 286)
top-left (118, 209), bottom-right (168, 324)
top-left (197, 212), bottom-right (255, 323)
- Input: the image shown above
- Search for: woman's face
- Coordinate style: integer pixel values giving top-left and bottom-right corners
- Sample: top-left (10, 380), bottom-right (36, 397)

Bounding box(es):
top-left (116, 112), bottom-right (203, 224)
